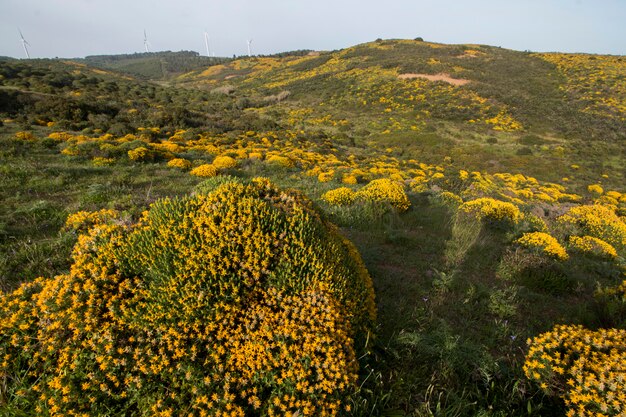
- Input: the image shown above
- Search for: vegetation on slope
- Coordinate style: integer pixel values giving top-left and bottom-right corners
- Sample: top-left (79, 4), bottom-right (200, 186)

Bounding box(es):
top-left (0, 39), bottom-right (625, 416)
top-left (174, 39), bottom-right (625, 187)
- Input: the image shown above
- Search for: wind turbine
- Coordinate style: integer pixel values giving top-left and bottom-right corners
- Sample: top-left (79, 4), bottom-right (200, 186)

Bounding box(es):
top-left (246, 39), bottom-right (253, 57)
top-left (18, 28), bottom-right (30, 59)
top-left (203, 31), bottom-right (211, 57)
top-left (143, 29), bottom-right (150, 53)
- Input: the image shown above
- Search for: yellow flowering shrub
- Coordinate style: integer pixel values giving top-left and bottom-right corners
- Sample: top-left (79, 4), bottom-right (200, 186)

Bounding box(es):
top-left (587, 184), bottom-right (604, 195)
top-left (61, 146), bottom-right (79, 156)
top-left (166, 158), bottom-right (193, 170)
top-left (597, 280), bottom-right (626, 301)
top-left (212, 155), bottom-right (238, 170)
top-left (459, 197), bottom-right (522, 224)
top-left (558, 205), bottom-right (626, 255)
top-left (0, 179), bottom-right (376, 416)
top-left (190, 164), bottom-right (218, 177)
top-left (568, 235), bottom-right (618, 260)
top-left (48, 131), bottom-right (74, 141)
top-left (266, 155), bottom-right (294, 168)
top-left (355, 178), bottom-right (410, 212)
top-left (438, 191), bottom-right (463, 207)
top-left (516, 232), bottom-right (569, 261)
top-left (524, 325), bottom-right (626, 417)
top-left (14, 131), bottom-right (36, 140)
top-left (318, 171), bottom-right (335, 183)
top-left (322, 187), bottom-right (356, 206)
top-left (342, 174), bottom-right (358, 185)
top-left (127, 146), bottom-right (153, 162)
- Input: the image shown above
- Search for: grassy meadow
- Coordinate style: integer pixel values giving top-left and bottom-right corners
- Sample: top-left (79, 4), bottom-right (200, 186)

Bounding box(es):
top-left (0, 39), bottom-right (624, 416)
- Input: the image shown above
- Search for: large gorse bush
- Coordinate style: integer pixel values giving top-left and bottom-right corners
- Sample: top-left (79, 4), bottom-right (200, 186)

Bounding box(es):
top-left (0, 178), bottom-right (376, 416)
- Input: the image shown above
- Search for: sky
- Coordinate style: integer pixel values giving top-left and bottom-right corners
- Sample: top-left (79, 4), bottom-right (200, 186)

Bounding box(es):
top-left (1, 0), bottom-right (625, 59)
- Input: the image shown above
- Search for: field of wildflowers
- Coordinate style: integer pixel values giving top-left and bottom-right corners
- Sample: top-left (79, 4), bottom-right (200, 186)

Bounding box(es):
top-left (1, 39), bottom-right (625, 416)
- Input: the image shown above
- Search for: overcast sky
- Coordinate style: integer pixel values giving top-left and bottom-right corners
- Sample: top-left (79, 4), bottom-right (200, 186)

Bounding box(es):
top-left (1, 0), bottom-right (625, 59)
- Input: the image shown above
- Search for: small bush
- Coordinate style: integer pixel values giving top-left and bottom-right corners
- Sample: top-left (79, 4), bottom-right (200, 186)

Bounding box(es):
top-left (190, 164), bottom-right (218, 177)
top-left (212, 155), bottom-right (238, 170)
top-left (92, 156), bottom-right (115, 166)
top-left (166, 157), bottom-right (192, 170)
top-left (127, 146), bottom-right (154, 162)
top-left (459, 197), bottom-right (521, 225)
top-left (516, 232), bottom-right (568, 261)
top-left (568, 235), bottom-right (618, 260)
top-left (355, 178), bottom-right (410, 212)
top-left (558, 205), bottom-right (626, 255)
top-left (265, 155), bottom-right (294, 168)
top-left (322, 187), bottom-right (356, 206)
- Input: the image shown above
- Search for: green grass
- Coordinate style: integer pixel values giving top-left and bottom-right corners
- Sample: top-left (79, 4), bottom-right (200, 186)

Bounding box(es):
top-left (0, 130), bottom-right (201, 290)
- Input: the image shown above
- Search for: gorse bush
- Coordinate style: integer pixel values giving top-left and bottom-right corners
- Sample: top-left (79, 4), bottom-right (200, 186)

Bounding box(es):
top-left (558, 205), bottom-right (626, 256)
top-left (265, 155), bottom-right (294, 168)
top-left (212, 155), bottom-right (238, 170)
top-left (459, 197), bottom-right (522, 226)
top-left (568, 235), bottom-right (618, 260)
top-left (167, 157), bottom-right (193, 170)
top-left (322, 187), bottom-right (356, 206)
top-left (190, 163), bottom-right (218, 177)
top-left (524, 325), bottom-right (626, 417)
top-left (64, 208), bottom-right (120, 232)
top-left (127, 146), bottom-right (154, 162)
top-left (355, 178), bottom-right (410, 212)
top-left (0, 178), bottom-right (376, 416)
top-left (516, 232), bottom-right (569, 261)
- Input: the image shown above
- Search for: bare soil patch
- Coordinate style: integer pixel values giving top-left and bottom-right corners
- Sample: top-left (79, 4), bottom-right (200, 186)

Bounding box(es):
top-left (398, 73), bottom-right (470, 86)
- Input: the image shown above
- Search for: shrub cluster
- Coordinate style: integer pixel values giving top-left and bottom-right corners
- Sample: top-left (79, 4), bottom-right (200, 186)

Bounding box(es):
top-left (558, 205), bottom-right (626, 255)
top-left (190, 164), bottom-right (218, 177)
top-left (568, 235), bottom-right (618, 260)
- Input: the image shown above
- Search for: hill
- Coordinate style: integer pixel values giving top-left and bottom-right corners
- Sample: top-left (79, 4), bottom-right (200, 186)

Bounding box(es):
top-left (175, 39), bottom-right (625, 189)
top-left (0, 39), bottom-right (625, 416)
top-left (79, 50), bottom-right (231, 80)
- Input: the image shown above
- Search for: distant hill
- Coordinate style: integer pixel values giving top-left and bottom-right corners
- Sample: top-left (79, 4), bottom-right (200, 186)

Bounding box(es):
top-left (175, 39), bottom-right (625, 141)
top-left (78, 51), bottom-right (232, 80)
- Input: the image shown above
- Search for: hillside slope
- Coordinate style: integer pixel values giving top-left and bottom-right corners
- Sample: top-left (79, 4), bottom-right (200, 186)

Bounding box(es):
top-left (175, 39), bottom-right (625, 188)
